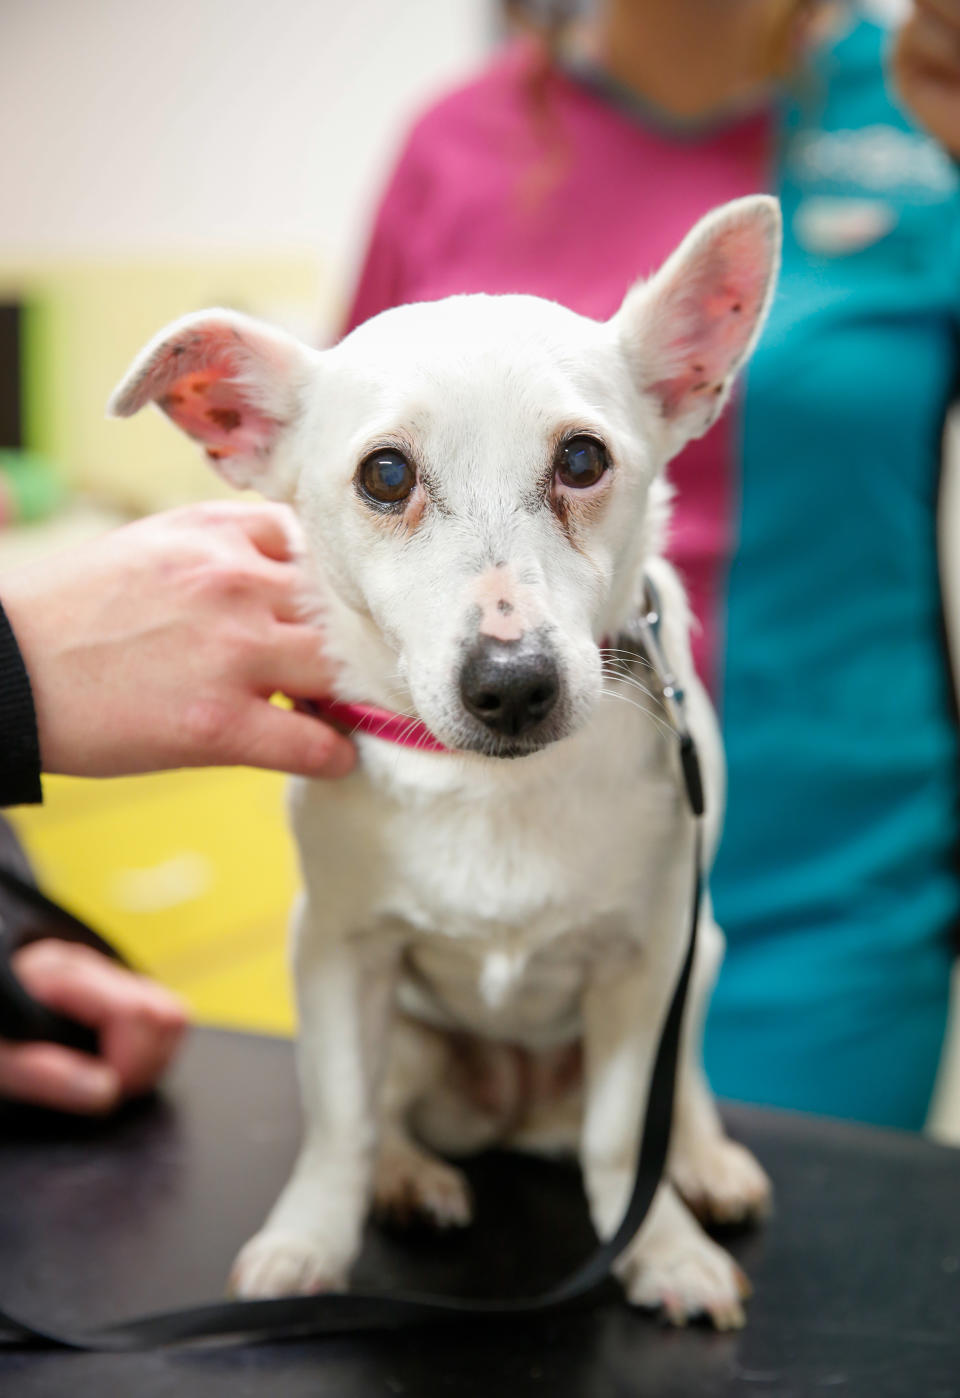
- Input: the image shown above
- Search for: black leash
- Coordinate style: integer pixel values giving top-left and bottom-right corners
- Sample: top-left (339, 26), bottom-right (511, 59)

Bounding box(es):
top-left (0, 584), bottom-right (704, 1351)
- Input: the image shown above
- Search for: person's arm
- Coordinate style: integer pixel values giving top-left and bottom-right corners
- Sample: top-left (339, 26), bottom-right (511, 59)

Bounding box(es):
top-left (0, 498), bottom-right (360, 1113)
top-left (0, 599), bottom-right (42, 807)
top-left (891, 0), bottom-right (960, 160)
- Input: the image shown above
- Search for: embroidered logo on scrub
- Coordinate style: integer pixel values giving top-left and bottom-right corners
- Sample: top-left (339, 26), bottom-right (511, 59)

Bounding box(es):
top-left (789, 125), bottom-right (958, 255)
top-left (793, 196), bottom-right (896, 254)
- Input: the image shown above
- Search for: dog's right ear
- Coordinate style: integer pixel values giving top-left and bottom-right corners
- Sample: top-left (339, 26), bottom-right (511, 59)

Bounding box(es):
top-left (612, 195), bottom-right (781, 456)
top-left (108, 309), bottom-right (319, 497)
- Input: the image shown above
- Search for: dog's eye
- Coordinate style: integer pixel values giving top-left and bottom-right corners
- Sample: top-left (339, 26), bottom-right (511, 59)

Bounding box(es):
top-left (358, 449), bottom-right (416, 505)
top-left (556, 436), bottom-right (609, 489)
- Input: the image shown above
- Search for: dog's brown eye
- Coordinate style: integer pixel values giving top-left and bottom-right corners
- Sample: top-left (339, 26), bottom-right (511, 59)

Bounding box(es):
top-left (556, 436), bottom-right (609, 489)
top-left (358, 449), bottom-right (416, 505)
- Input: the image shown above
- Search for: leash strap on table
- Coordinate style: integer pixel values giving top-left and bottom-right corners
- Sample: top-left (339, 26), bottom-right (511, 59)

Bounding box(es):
top-left (0, 592), bottom-right (704, 1352)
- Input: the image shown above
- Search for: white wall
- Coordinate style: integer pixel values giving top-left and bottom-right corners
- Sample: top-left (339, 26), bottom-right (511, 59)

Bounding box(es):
top-left (0, 0), bottom-right (487, 283)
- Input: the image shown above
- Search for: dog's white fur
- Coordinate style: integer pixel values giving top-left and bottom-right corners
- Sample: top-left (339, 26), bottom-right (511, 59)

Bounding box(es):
top-left (112, 195), bottom-right (781, 1329)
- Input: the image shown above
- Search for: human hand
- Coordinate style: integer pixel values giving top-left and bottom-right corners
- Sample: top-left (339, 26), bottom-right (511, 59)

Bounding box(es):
top-left (0, 501), bottom-right (355, 780)
top-left (0, 940), bottom-right (188, 1114)
top-left (892, 0), bottom-right (960, 159)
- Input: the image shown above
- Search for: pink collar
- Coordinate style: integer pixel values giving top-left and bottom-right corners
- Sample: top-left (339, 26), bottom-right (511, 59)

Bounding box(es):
top-left (308, 697), bottom-right (450, 754)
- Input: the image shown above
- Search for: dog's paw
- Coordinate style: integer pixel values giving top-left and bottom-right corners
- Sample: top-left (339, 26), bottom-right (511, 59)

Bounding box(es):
top-left (671, 1136), bottom-right (772, 1227)
top-left (618, 1229), bottom-right (751, 1331)
top-left (228, 1231), bottom-right (348, 1299)
top-left (373, 1145), bottom-right (473, 1230)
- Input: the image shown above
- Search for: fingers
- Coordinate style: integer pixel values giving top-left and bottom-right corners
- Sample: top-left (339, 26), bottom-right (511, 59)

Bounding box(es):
top-left (254, 622), bottom-right (338, 695)
top-left (914, 0), bottom-right (960, 35)
top-left (230, 701), bottom-right (356, 779)
top-left (907, 2), bottom-right (960, 73)
top-left (257, 564), bottom-right (315, 624)
top-left (226, 503), bottom-right (304, 562)
top-left (203, 556), bottom-right (312, 623)
top-left (194, 508), bottom-right (315, 621)
top-left (0, 1040), bottom-right (121, 1114)
top-left (101, 1001), bottom-right (188, 1097)
top-left (170, 500), bottom-right (303, 562)
top-left (12, 941), bottom-right (189, 1098)
top-left (892, 0), bottom-right (960, 156)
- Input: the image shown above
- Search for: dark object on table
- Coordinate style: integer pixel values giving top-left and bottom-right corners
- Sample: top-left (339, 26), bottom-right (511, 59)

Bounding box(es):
top-left (0, 1027), bottom-right (958, 1397)
top-left (0, 304), bottom-right (23, 452)
top-left (0, 817), bottom-right (126, 1056)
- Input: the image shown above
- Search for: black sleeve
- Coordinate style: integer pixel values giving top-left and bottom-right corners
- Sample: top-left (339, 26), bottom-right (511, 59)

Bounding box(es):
top-left (0, 598), bottom-right (42, 807)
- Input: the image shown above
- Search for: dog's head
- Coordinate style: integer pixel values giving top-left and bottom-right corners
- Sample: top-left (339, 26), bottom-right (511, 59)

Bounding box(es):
top-left (110, 196), bottom-right (779, 758)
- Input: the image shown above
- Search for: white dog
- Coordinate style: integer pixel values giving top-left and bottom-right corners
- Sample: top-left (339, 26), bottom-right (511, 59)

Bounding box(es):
top-left (111, 194), bottom-right (781, 1330)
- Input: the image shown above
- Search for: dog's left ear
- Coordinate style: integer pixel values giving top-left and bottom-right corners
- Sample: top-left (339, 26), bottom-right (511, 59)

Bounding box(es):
top-left (108, 309), bottom-right (319, 497)
top-left (612, 195), bottom-right (781, 453)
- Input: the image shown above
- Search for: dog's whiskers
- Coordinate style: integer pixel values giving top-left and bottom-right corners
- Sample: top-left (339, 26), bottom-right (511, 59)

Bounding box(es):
top-left (599, 685), bottom-right (676, 742)
top-left (386, 705), bottom-right (421, 724)
top-left (380, 681), bottom-right (418, 717)
top-left (598, 647), bottom-right (655, 672)
top-left (394, 715), bottom-right (426, 746)
top-left (599, 666), bottom-right (662, 705)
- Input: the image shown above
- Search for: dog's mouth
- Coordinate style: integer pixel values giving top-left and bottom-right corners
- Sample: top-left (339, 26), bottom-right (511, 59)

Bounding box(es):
top-left (456, 733), bottom-right (554, 760)
top-left (444, 709), bottom-right (572, 761)
top-left (309, 696), bottom-right (570, 760)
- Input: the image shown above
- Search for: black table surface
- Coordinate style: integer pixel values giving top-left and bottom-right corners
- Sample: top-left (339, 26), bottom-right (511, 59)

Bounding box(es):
top-left (0, 1026), bottom-right (958, 1397)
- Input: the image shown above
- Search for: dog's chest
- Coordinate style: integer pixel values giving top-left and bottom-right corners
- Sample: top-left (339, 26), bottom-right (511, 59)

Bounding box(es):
top-left (294, 699), bottom-right (694, 1041)
top-left (382, 725), bottom-right (682, 927)
top-left (360, 712), bottom-right (688, 1038)
top-left (397, 920), bottom-right (636, 1044)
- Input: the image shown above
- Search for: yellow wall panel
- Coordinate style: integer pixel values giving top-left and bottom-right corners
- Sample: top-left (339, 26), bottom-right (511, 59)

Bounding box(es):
top-left (11, 767), bottom-right (298, 1036)
top-left (0, 254), bottom-right (327, 512)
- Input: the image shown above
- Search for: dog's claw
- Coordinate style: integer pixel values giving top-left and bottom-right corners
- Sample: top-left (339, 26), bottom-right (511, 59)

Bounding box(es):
top-left (671, 1137), bottom-right (772, 1228)
top-left (620, 1227), bottom-right (749, 1330)
top-left (373, 1148), bottom-right (474, 1231)
top-left (658, 1291), bottom-right (689, 1328)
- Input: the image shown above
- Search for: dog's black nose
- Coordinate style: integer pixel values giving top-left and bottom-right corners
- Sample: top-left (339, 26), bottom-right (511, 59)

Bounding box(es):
top-left (459, 636), bottom-right (560, 738)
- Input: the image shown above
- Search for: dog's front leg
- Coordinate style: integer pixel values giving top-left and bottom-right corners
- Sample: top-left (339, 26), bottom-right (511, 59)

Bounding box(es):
top-left (580, 953), bottom-right (749, 1330)
top-left (230, 900), bottom-right (397, 1299)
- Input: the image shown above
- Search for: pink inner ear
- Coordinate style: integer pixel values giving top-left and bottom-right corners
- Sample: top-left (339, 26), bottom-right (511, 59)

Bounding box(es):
top-left (158, 368), bottom-right (279, 465)
top-left (649, 226), bottom-right (770, 421)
